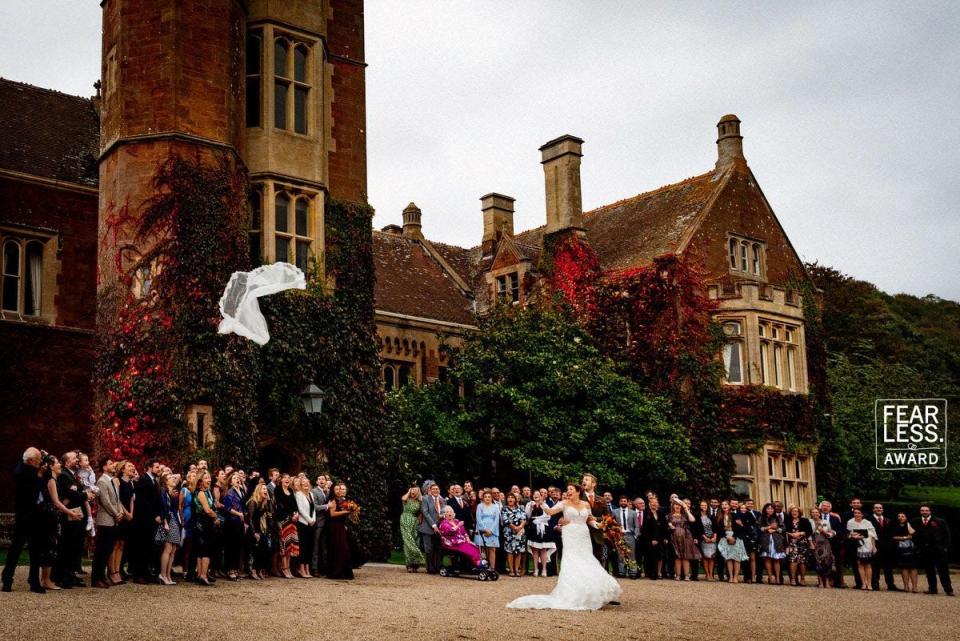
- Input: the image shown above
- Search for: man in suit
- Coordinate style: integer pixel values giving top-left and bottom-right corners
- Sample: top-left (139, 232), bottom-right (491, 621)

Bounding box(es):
top-left (612, 496), bottom-right (639, 578)
top-left (309, 474), bottom-right (330, 576)
top-left (131, 459), bottom-right (162, 584)
top-left (632, 497), bottom-right (647, 578)
top-left (92, 457), bottom-right (123, 588)
top-left (869, 503), bottom-right (900, 591)
top-left (912, 504), bottom-right (954, 596)
top-left (265, 468), bottom-right (280, 499)
top-left (2, 447), bottom-right (44, 593)
top-left (418, 481), bottom-right (447, 574)
top-left (706, 497), bottom-right (723, 580)
top-left (54, 451), bottom-right (88, 588)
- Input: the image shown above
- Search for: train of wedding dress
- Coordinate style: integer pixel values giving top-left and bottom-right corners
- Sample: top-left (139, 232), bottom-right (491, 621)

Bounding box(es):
top-left (506, 503), bottom-right (622, 611)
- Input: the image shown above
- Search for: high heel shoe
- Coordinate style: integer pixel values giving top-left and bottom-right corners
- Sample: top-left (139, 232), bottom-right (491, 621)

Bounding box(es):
top-left (197, 577), bottom-right (213, 586)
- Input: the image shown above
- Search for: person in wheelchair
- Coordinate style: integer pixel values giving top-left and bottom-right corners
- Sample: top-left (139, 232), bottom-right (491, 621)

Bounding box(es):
top-left (438, 506), bottom-right (497, 580)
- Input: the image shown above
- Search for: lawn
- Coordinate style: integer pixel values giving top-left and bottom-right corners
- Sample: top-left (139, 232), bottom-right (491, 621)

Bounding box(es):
top-left (897, 485), bottom-right (960, 508)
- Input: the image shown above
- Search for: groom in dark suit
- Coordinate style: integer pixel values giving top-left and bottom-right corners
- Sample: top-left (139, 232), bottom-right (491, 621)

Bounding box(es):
top-left (580, 474), bottom-right (608, 564)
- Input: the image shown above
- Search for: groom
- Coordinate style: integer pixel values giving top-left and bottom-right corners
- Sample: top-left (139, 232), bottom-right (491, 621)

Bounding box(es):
top-left (581, 473), bottom-right (620, 605)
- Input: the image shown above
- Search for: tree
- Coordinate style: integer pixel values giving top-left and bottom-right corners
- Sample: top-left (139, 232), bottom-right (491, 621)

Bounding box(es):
top-left (385, 305), bottom-right (693, 492)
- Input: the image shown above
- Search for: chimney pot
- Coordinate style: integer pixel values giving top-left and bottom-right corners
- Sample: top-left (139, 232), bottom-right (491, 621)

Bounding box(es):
top-left (716, 114), bottom-right (745, 169)
top-left (540, 135), bottom-right (584, 233)
top-left (402, 202), bottom-right (423, 239)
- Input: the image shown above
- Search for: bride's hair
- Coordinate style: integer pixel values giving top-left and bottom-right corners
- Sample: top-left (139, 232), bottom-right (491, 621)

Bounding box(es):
top-left (565, 482), bottom-right (585, 500)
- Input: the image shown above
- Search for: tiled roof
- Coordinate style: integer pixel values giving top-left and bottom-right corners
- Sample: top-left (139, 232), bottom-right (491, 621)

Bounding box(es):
top-left (515, 170), bottom-right (721, 272)
top-left (0, 78), bottom-right (99, 186)
top-left (372, 231), bottom-right (476, 326)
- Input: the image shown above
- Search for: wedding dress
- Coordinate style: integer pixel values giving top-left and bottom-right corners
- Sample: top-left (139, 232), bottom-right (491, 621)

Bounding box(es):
top-left (217, 262), bottom-right (306, 345)
top-left (506, 503), bottom-right (622, 610)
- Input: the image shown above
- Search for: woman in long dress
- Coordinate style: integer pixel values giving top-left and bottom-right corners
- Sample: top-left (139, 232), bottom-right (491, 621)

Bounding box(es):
top-left (399, 486), bottom-right (427, 572)
top-left (507, 483), bottom-right (621, 611)
top-left (326, 482), bottom-right (359, 580)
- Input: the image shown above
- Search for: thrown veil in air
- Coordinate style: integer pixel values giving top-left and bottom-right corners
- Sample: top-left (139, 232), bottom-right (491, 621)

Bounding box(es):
top-left (217, 262), bottom-right (306, 345)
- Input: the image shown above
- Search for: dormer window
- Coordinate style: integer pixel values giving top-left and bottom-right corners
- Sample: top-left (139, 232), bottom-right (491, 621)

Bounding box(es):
top-left (497, 272), bottom-right (520, 303)
top-left (727, 234), bottom-right (765, 278)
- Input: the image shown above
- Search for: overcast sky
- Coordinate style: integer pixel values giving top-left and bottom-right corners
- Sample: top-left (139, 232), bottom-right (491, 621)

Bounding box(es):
top-left (2, 1), bottom-right (958, 300)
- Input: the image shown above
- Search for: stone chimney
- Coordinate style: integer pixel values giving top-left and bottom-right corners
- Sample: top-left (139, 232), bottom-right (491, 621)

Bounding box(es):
top-left (380, 224), bottom-right (402, 236)
top-left (540, 135), bottom-right (584, 233)
top-left (716, 114), bottom-right (745, 169)
top-left (402, 202), bottom-right (423, 239)
top-left (481, 193), bottom-right (515, 255)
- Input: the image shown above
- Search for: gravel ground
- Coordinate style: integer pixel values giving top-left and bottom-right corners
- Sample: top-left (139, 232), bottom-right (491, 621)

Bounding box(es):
top-left (2, 565), bottom-right (958, 641)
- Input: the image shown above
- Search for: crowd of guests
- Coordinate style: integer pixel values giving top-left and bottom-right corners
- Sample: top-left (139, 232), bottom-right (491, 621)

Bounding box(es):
top-left (399, 478), bottom-right (955, 596)
top-left (2, 446), bottom-right (362, 593)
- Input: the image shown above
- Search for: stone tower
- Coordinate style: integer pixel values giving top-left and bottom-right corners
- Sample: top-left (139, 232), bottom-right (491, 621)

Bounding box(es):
top-left (98, 0), bottom-right (368, 289)
top-left (98, 0), bottom-right (247, 289)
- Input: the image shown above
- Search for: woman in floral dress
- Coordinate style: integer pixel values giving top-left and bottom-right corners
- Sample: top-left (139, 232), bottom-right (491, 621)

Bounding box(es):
top-left (500, 493), bottom-right (527, 577)
top-left (667, 498), bottom-right (700, 581)
top-left (808, 505), bottom-right (835, 588)
top-left (783, 505), bottom-right (813, 586)
top-left (400, 486), bottom-right (427, 572)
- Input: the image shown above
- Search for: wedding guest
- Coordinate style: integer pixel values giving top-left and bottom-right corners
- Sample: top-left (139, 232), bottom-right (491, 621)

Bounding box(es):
top-left (842, 497), bottom-right (864, 588)
top-left (2, 447), bottom-right (44, 593)
top-left (809, 505), bottom-right (835, 588)
top-left (419, 481), bottom-right (447, 575)
top-left (247, 482), bottom-right (274, 580)
top-left (870, 503), bottom-right (899, 591)
top-left (265, 468), bottom-right (280, 499)
top-left (611, 496), bottom-right (638, 579)
top-left (758, 503), bottom-right (786, 585)
top-left (111, 460), bottom-right (135, 583)
top-left (734, 500), bottom-right (759, 583)
top-left (819, 500), bottom-right (845, 588)
top-left (912, 504), bottom-right (954, 596)
top-left (546, 486), bottom-right (563, 577)
top-left (53, 450), bottom-right (87, 588)
top-left (192, 471), bottom-right (218, 586)
top-left (90, 457), bottom-right (120, 588)
top-left (180, 469), bottom-right (196, 582)
top-left (42, 455), bottom-right (80, 590)
top-left (309, 475), bottom-right (330, 576)
top-left (667, 497), bottom-right (699, 581)
top-left (892, 511), bottom-right (919, 593)
top-left (274, 474), bottom-right (300, 579)
top-left (501, 493), bottom-right (527, 577)
top-left (400, 486), bottom-right (427, 572)
top-left (525, 490), bottom-right (557, 577)
top-left (697, 500), bottom-right (718, 581)
top-left (783, 505), bottom-right (813, 586)
top-left (521, 486), bottom-right (533, 506)
top-left (158, 473), bottom-right (183, 585)
top-left (847, 507), bottom-right (878, 590)
top-left (641, 495), bottom-right (666, 579)
top-left (222, 472), bottom-right (246, 581)
top-left (327, 483), bottom-right (357, 580)
top-left (717, 500), bottom-right (748, 583)
top-left (294, 476), bottom-right (317, 579)
top-left (474, 490), bottom-right (500, 568)
top-left (131, 459), bottom-right (162, 584)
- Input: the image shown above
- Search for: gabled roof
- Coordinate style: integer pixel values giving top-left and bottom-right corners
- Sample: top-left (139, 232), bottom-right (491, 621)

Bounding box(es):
top-left (0, 78), bottom-right (99, 186)
top-left (515, 170), bottom-right (722, 272)
top-left (372, 231), bottom-right (476, 326)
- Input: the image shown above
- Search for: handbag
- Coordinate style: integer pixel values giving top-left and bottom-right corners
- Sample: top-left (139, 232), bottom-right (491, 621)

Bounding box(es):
top-left (154, 523), bottom-right (166, 544)
top-left (897, 539), bottom-right (914, 551)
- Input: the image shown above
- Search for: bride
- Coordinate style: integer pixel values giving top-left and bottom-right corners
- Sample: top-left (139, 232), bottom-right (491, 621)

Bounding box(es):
top-left (506, 483), bottom-right (622, 610)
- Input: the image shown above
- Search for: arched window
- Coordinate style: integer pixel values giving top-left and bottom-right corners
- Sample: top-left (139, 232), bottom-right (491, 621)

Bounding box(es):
top-left (24, 242), bottom-right (42, 316)
top-left (2, 240), bottom-right (21, 312)
top-left (293, 45), bottom-right (309, 134)
top-left (274, 39), bottom-right (290, 129)
top-left (275, 193), bottom-right (290, 263)
top-left (383, 365), bottom-right (395, 392)
top-left (294, 198), bottom-right (310, 271)
top-left (245, 31), bottom-right (262, 127)
top-left (740, 240), bottom-right (749, 272)
top-left (728, 238), bottom-right (737, 270)
top-left (752, 243), bottom-right (762, 275)
top-left (398, 364), bottom-right (411, 387)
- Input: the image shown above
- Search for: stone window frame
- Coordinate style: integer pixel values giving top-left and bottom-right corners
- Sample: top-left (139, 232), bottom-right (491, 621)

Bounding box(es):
top-left (720, 317), bottom-right (745, 385)
top-left (248, 187), bottom-right (263, 267)
top-left (758, 318), bottom-right (802, 392)
top-left (727, 233), bottom-right (766, 280)
top-left (766, 449), bottom-right (811, 510)
top-left (272, 32), bottom-right (313, 136)
top-left (496, 271), bottom-right (520, 304)
top-left (272, 189), bottom-right (314, 273)
top-left (1, 230), bottom-right (55, 322)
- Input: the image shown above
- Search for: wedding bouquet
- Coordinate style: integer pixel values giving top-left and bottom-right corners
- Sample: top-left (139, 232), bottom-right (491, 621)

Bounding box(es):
top-left (342, 499), bottom-right (361, 525)
top-left (594, 513), bottom-right (638, 571)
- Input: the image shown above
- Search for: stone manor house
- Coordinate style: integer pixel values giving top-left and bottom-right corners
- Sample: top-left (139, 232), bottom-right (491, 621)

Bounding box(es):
top-left (0, 0), bottom-right (816, 510)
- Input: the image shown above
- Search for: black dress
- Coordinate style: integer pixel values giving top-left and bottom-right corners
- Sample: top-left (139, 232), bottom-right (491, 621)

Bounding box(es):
top-left (37, 472), bottom-right (61, 566)
top-left (117, 478), bottom-right (135, 542)
top-left (892, 522), bottom-right (918, 569)
top-left (326, 498), bottom-right (359, 579)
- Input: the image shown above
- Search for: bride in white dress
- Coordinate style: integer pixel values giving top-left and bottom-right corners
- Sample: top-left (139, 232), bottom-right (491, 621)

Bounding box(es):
top-left (507, 484), bottom-right (622, 610)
